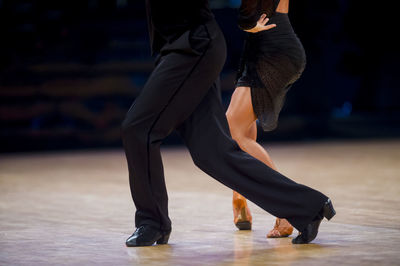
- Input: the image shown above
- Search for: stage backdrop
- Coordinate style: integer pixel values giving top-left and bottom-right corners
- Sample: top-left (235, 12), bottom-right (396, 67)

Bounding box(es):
top-left (0, 0), bottom-right (399, 152)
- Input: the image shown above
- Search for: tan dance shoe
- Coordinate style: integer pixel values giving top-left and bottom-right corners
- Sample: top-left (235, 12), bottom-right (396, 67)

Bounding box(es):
top-left (233, 191), bottom-right (252, 230)
top-left (267, 218), bottom-right (294, 238)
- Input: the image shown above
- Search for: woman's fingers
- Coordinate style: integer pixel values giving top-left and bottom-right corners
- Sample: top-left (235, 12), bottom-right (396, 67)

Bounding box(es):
top-left (244, 14), bottom-right (276, 33)
top-left (259, 14), bottom-right (270, 26)
top-left (258, 13), bottom-right (267, 23)
top-left (245, 23), bottom-right (276, 33)
top-left (263, 23), bottom-right (276, 30)
top-left (261, 17), bottom-right (269, 26)
top-left (257, 23), bottom-right (276, 32)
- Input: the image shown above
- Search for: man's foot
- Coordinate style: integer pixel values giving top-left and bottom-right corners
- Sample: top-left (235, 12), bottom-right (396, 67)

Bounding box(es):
top-left (292, 198), bottom-right (336, 244)
top-left (267, 218), bottom-right (293, 238)
top-left (126, 225), bottom-right (171, 247)
top-left (233, 191), bottom-right (252, 230)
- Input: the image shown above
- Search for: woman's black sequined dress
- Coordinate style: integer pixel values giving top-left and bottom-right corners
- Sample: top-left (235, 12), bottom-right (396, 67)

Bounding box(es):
top-left (236, 0), bottom-right (306, 131)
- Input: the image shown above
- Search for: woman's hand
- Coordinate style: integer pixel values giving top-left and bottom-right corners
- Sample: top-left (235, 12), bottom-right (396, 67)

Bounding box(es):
top-left (244, 14), bottom-right (276, 33)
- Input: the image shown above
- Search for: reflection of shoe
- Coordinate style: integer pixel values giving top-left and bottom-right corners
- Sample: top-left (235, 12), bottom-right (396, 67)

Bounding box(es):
top-left (125, 225), bottom-right (171, 247)
top-left (267, 218), bottom-right (293, 238)
top-left (233, 191), bottom-right (252, 230)
top-left (292, 198), bottom-right (336, 244)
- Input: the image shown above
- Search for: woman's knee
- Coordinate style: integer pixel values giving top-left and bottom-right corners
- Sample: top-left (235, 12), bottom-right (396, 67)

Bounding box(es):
top-left (225, 112), bottom-right (243, 141)
top-left (246, 121), bottom-right (257, 141)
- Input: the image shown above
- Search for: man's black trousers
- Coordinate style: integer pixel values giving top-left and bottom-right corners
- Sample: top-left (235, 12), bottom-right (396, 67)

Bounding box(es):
top-left (121, 19), bottom-right (328, 233)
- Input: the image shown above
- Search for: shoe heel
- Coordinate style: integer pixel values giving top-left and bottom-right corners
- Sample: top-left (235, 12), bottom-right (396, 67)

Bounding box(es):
top-left (323, 199), bottom-right (336, 220)
top-left (156, 233), bottom-right (170, 245)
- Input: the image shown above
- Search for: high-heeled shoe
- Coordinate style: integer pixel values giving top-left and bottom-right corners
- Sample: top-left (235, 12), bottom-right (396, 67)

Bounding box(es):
top-left (233, 191), bottom-right (252, 230)
top-left (125, 225), bottom-right (171, 247)
top-left (267, 218), bottom-right (294, 238)
top-left (292, 198), bottom-right (336, 244)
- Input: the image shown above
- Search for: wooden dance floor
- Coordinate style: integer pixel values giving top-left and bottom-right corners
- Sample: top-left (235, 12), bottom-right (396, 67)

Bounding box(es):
top-left (1, 140), bottom-right (400, 265)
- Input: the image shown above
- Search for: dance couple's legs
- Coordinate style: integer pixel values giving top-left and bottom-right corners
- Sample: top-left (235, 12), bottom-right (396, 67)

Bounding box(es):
top-left (226, 86), bottom-right (293, 237)
top-left (122, 20), bottom-right (332, 247)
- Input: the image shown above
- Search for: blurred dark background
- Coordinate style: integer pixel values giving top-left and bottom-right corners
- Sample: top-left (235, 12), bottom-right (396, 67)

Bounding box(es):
top-left (1, 0), bottom-right (399, 152)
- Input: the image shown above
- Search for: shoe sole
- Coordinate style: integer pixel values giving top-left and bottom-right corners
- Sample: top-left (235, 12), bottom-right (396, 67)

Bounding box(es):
top-left (267, 233), bottom-right (291, 238)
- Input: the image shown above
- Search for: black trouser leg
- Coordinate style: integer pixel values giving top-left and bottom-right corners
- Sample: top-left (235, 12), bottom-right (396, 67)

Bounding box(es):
top-left (121, 20), bottom-right (226, 232)
top-left (176, 81), bottom-right (328, 231)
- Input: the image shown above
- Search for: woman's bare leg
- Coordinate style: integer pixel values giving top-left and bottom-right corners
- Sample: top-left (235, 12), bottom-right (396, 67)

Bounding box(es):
top-left (226, 86), bottom-right (293, 237)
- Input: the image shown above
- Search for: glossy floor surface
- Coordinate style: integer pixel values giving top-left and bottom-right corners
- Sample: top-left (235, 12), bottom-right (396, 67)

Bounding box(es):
top-left (1, 140), bottom-right (400, 265)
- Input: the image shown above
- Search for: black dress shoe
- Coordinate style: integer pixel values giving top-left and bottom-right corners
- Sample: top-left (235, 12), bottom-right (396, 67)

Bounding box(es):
top-left (125, 225), bottom-right (171, 247)
top-left (292, 198), bottom-right (336, 244)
